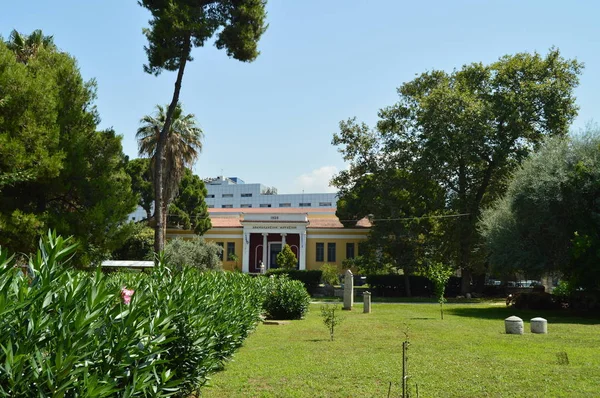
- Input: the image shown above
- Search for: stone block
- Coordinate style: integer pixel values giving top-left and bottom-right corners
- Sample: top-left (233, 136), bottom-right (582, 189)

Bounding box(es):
top-left (505, 315), bottom-right (524, 335)
top-left (530, 317), bottom-right (548, 334)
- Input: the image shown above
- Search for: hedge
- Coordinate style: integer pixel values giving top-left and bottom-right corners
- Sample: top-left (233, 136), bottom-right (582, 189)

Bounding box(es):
top-left (366, 274), bottom-right (464, 297)
top-left (0, 232), bottom-right (266, 396)
top-left (265, 269), bottom-right (322, 292)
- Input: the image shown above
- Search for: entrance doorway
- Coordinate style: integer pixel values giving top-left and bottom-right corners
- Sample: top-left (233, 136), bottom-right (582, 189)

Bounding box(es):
top-left (268, 242), bottom-right (282, 269)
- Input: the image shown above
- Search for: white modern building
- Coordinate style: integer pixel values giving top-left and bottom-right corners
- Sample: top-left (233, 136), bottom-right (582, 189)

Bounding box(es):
top-left (204, 176), bottom-right (338, 209)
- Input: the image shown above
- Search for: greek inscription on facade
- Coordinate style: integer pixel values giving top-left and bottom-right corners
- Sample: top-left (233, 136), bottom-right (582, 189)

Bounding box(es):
top-left (251, 226), bottom-right (297, 230)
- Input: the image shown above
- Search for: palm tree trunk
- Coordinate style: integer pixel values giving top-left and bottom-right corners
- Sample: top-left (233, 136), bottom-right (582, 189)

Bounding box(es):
top-left (153, 34), bottom-right (191, 254)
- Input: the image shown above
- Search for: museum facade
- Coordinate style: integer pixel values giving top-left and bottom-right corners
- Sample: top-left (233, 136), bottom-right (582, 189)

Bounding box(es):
top-left (167, 207), bottom-right (370, 273)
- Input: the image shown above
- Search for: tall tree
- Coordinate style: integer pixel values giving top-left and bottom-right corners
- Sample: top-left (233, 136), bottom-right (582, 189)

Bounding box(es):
top-left (0, 34), bottom-right (137, 259)
top-left (137, 103), bottom-right (204, 240)
top-left (480, 132), bottom-right (600, 292)
top-left (332, 49), bottom-right (582, 293)
top-left (139, 0), bottom-right (268, 253)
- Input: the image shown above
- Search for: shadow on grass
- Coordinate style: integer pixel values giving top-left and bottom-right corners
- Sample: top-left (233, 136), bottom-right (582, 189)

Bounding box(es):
top-left (410, 317), bottom-right (437, 320)
top-left (447, 306), bottom-right (600, 325)
top-left (306, 338), bottom-right (331, 342)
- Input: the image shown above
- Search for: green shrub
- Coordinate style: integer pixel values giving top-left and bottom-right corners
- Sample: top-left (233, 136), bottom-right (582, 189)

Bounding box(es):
top-left (265, 269), bottom-right (322, 290)
top-left (111, 222), bottom-right (154, 260)
top-left (552, 280), bottom-right (572, 298)
top-left (276, 244), bottom-right (297, 269)
top-left (0, 231), bottom-right (265, 396)
top-left (262, 275), bottom-right (311, 320)
top-left (321, 263), bottom-right (340, 286)
top-left (164, 236), bottom-right (223, 271)
top-left (513, 292), bottom-right (560, 310)
top-left (321, 304), bottom-right (344, 341)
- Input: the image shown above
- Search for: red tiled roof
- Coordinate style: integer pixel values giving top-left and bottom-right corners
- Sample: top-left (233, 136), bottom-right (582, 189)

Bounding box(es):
top-left (209, 207), bottom-right (336, 214)
top-left (209, 216), bottom-right (370, 229)
top-left (210, 218), bottom-right (242, 228)
top-left (308, 217), bottom-right (371, 229)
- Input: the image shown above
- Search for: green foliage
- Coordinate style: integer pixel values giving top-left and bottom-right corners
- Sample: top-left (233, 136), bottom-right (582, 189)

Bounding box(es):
top-left (126, 158), bottom-right (154, 220)
top-left (332, 49), bottom-right (583, 292)
top-left (164, 236), bottom-right (223, 271)
top-left (264, 269), bottom-right (323, 290)
top-left (170, 168), bottom-right (211, 234)
top-left (343, 255), bottom-right (394, 275)
top-left (421, 262), bottom-right (454, 319)
top-left (0, 35), bottom-right (137, 261)
top-left (126, 159), bottom-right (212, 234)
top-left (139, 0), bottom-right (268, 76)
top-left (480, 132), bottom-right (600, 292)
top-left (0, 231), bottom-right (266, 396)
top-left (262, 275), bottom-right (311, 320)
top-left (321, 263), bottom-right (340, 286)
top-left (276, 244), bottom-right (298, 270)
top-left (513, 292), bottom-right (560, 310)
top-left (111, 223), bottom-right (155, 260)
top-left (320, 304), bottom-right (344, 341)
top-left (552, 281), bottom-right (573, 298)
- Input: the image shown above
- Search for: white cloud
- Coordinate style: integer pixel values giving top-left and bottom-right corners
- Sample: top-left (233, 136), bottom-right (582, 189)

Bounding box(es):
top-left (294, 166), bottom-right (339, 193)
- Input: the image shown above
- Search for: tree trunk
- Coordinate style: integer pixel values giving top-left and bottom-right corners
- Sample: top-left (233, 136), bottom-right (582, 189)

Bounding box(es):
top-left (403, 273), bottom-right (412, 297)
top-left (460, 267), bottom-right (472, 295)
top-left (153, 35), bottom-right (191, 254)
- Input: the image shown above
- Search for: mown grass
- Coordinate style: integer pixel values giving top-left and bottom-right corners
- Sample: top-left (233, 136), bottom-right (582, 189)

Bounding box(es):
top-left (203, 303), bottom-right (600, 397)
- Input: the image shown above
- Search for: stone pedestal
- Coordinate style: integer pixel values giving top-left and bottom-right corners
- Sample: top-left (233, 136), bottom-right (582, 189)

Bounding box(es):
top-left (363, 291), bottom-right (371, 313)
top-left (505, 316), bottom-right (524, 335)
top-left (531, 317), bottom-right (548, 334)
top-left (343, 269), bottom-right (354, 310)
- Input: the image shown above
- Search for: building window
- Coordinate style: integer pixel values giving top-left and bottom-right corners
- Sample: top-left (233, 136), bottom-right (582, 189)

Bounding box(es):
top-left (241, 204), bottom-right (252, 208)
top-left (227, 242), bottom-right (235, 261)
top-left (241, 193), bottom-right (252, 197)
top-left (299, 202), bottom-right (311, 207)
top-left (259, 204), bottom-right (272, 208)
top-left (217, 242), bottom-right (224, 260)
top-left (222, 204), bottom-right (233, 208)
top-left (316, 243), bottom-right (324, 262)
top-left (346, 243), bottom-right (355, 259)
top-left (222, 193), bottom-right (233, 198)
top-left (279, 203), bottom-right (291, 207)
top-left (208, 205), bottom-right (214, 208)
top-left (327, 243), bottom-right (336, 262)
top-left (207, 194), bottom-right (215, 198)
top-left (319, 202), bottom-right (332, 207)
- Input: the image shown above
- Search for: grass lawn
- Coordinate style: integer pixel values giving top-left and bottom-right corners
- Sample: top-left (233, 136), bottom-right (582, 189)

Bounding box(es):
top-left (202, 303), bottom-right (599, 397)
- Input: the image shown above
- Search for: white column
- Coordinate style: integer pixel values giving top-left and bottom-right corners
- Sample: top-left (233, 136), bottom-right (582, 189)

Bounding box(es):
top-left (280, 233), bottom-right (287, 248)
top-left (242, 231), bottom-right (250, 273)
top-left (299, 231), bottom-right (306, 270)
top-left (262, 233), bottom-right (268, 269)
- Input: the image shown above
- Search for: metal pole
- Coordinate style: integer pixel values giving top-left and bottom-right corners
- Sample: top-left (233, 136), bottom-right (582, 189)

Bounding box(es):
top-left (402, 341), bottom-right (407, 398)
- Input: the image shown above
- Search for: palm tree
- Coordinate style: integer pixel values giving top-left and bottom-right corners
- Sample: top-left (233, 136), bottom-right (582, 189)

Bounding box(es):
top-left (136, 103), bottom-right (204, 243)
top-left (6, 29), bottom-right (55, 63)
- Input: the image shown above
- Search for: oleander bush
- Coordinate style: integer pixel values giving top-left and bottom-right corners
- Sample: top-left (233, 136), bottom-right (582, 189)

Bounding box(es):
top-left (0, 231), bottom-right (265, 396)
top-left (262, 275), bottom-right (311, 320)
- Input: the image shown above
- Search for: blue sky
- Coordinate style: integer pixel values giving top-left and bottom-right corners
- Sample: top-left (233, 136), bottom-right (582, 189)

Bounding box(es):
top-left (2, 1), bottom-right (599, 193)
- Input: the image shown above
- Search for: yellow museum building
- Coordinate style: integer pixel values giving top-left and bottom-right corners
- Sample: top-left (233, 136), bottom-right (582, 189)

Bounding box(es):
top-left (167, 208), bottom-right (370, 272)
